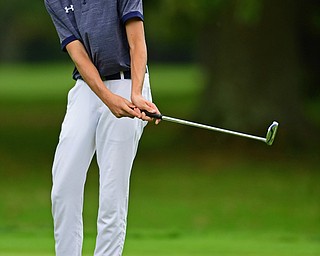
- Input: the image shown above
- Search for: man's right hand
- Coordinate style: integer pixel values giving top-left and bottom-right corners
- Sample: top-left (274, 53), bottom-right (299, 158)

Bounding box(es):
top-left (106, 93), bottom-right (141, 119)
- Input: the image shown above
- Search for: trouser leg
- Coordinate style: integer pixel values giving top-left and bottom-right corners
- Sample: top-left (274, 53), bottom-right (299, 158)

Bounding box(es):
top-left (94, 77), bottom-right (151, 256)
top-left (51, 80), bottom-right (100, 256)
top-left (94, 115), bottom-right (144, 256)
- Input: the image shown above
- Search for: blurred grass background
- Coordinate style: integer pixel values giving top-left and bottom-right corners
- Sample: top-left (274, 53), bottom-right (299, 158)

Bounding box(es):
top-left (0, 63), bottom-right (319, 255)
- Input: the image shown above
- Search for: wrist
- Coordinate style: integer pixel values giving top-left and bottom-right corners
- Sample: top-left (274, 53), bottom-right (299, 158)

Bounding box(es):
top-left (131, 91), bottom-right (142, 101)
top-left (99, 86), bottom-right (115, 107)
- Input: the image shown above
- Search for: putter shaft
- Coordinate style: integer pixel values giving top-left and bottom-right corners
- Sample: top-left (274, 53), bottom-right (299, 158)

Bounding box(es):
top-left (162, 116), bottom-right (266, 143)
top-left (143, 111), bottom-right (278, 145)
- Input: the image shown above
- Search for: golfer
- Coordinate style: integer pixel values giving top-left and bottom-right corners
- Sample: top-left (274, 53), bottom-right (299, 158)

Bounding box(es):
top-left (44, 0), bottom-right (160, 255)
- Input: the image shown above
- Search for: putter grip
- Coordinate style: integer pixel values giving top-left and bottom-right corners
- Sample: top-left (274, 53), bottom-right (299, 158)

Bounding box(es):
top-left (143, 110), bottom-right (163, 119)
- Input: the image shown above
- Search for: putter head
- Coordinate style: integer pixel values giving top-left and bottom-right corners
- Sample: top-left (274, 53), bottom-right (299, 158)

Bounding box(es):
top-left (265, 121), bottom-right (279, 146)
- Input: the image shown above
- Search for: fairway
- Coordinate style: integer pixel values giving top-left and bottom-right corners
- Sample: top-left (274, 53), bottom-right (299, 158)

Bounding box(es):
top-left (1, 231), bottom-right (320, 256)
top-left (0, 64), bottom-right (319, 255)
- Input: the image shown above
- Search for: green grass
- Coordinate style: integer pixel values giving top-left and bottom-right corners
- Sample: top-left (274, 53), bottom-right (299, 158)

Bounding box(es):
top-left (1, 231), bottom-right (319, 256)
top-left (0, 63), bottom-right (72, 100)
top-left (1, 157), bottom-right (319, 255)
top-left (0, 63), bottom-right (319, 255)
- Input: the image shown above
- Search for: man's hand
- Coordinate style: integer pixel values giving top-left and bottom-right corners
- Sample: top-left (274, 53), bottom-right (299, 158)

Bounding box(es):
top-left (107, 93), bottom-right (141, 119)
top-left (131, 94), bottom-right (161, 124)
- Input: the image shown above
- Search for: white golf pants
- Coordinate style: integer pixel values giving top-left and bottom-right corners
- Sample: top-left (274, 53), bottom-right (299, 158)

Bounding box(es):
top-left (51, 74), bottom-right (151, 256)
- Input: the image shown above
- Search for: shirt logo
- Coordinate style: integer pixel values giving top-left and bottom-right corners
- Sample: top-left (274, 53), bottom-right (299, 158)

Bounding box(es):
top-left (65, 5), bottom-right (74, 13)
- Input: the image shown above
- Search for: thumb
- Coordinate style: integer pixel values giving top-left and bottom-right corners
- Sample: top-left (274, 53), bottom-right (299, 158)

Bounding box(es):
top-left (144, 102), bottom-right (157, 113)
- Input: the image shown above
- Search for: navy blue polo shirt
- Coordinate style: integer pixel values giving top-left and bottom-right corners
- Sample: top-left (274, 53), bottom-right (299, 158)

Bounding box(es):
top-left (44, 0), bottom-right (144, 79)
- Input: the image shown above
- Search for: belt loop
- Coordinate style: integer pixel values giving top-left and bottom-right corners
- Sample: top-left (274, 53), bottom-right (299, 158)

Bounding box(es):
top-left (120, 71), bottom-right (124, 79)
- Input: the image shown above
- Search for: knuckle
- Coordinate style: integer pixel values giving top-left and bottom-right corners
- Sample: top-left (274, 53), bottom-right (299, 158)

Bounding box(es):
top-left (114, 112), bottom-right (122, 118)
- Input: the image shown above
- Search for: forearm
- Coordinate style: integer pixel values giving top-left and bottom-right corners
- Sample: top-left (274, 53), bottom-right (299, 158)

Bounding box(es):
top-left (125, 19), bottom-right (160, 122)
top-left (66, 40), bottom-right (113, 106)
top-left (130, 42), bottom-right (147, 95)
top-left (126, 19), bottom-right (148, 99)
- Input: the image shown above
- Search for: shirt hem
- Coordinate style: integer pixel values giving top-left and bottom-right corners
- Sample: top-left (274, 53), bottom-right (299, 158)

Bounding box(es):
top-left (121, 11), bottom-right (144, 24)
top-left (61, 35), bottom-right (78, 52)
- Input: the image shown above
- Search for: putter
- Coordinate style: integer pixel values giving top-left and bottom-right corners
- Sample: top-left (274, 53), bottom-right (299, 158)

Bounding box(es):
top-left (144, 111), bottom-right (279, 146)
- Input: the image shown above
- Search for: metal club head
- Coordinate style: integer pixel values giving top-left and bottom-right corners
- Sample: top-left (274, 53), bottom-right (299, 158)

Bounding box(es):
top-left (265, 121), bottom-right (279, 146)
